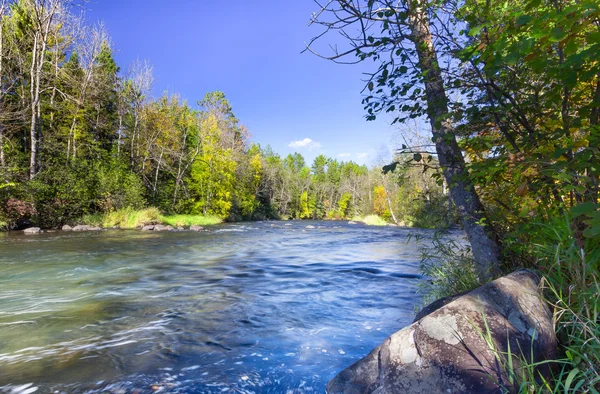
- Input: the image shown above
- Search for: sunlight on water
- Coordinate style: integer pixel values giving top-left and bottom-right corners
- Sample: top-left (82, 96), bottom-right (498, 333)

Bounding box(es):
top-left (0, 221), bottom-right (435, 393)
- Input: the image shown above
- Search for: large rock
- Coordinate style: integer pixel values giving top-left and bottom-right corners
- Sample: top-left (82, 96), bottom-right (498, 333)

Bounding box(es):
top-left (62, 225), bottom-right (73, 231)
top-left (23, 227), bottom-right (41, 234)
top-left (189, 225), bottom-right (204, 232)
top-left (327, 270), bottom-right (557, 394)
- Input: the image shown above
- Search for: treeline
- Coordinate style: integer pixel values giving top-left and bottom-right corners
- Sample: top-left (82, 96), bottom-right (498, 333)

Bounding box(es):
top-left (0, 0), bottom-right (446, 229)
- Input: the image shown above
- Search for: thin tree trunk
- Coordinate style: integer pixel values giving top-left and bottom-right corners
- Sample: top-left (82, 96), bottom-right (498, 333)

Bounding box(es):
top-left (29, 33), bottom-right (39, 179)
top-left (407, 0), bottom-right (501, 280)
top-left (0, 7), bottom-right (4, 170)
top-left (117, 113), bottom-right (123, 157)
top-left (153, 148), bottom-right (164, 204)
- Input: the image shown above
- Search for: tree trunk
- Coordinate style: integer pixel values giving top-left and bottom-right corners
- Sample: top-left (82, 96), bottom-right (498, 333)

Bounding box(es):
top-left (29, 33), bottom-right (39, 179)
top-left (407, 0), bottom-right (501, 280)
top-left (0, 7), bottom-right (4, 171)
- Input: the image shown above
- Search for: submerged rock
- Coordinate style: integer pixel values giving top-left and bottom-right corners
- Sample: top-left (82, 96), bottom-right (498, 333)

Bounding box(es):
top-left (23, 227), bottom-right (41, 234)
top-left (327, 270), bottom-right (557, 394)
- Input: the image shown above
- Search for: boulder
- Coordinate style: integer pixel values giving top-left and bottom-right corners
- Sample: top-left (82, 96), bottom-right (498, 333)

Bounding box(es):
top-left (306, 225), bottom-right (315, 229)
top-left (23, 227), bottom-right (41, 234)
top-left (62, 225), bottom-right (73, 231)
top-left (189, 225), bottom-right (204, 232)
top-left (348, 221), bottom-right (358, 225)
top-left (327, 270), bottom-right (557, 394)
top-left (141, 225), bottom-right (154, 231)
top-left (153, 224), bottom-right (168, 231)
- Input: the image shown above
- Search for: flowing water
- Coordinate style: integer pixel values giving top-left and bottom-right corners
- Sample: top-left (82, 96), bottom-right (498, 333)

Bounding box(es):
top-left (0, 221), bottom-right (435, 393)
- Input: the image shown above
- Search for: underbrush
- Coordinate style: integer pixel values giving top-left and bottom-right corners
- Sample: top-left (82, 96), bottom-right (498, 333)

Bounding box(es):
top-left (80, 208), bottom-right (222, 229)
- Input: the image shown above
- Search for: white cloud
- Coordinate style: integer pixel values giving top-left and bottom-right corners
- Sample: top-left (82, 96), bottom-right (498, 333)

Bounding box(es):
top-left (288, 138), bottom-right (322, 150)
top-left (338, 153), bottom-right (351, 158)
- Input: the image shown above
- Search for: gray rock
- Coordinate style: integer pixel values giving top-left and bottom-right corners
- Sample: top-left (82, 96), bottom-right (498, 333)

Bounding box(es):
top-left (327, 270), bottom-right (557, 394)
top-left (189, 225), bottom-right (204, 232)
top-left (153, 224), bottom-right (168, 231)
top-left (23, 227), bottom-right (41, 234)
top-left (305, 225), bottom-right (315, 229)
top-left (62, 225), bottom-right (73, 231)
top-left (141, 225), bottom-right (154, 231)
top-left (348, 221), bottom-right (358, 225)
top-left (165, 225), bottom-right (174, 231)
top-left (177, 226), bottom-right (184, 231)
top-left (72, 225), bottom-right (102, 231)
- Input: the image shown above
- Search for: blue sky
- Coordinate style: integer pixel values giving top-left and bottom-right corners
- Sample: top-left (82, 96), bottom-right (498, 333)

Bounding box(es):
top-left (85, 0), bottom-right (397, 165)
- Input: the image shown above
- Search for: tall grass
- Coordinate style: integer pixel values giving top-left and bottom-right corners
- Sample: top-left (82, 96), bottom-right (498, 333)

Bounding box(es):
top-left (159, 214), bottom-right (221, 227)
top-left (355, 214), bottom-right (389, 226)
top-left (81, 207), bottom-right (162, 228)
top-left (80, 208), bottom-right (222, 229)
top-left (530, 217), bottom-right (600, 392)
top-left (417, 231), bottom-right (483, 304)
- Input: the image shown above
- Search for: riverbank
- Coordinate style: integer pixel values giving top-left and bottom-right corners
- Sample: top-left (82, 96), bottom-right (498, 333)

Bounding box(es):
top-left (2, 207), bottom-right (400, 232)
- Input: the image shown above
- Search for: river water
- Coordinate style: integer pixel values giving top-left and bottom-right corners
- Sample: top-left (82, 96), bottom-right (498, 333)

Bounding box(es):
top-left (0, 221), bottom-right (433, 393)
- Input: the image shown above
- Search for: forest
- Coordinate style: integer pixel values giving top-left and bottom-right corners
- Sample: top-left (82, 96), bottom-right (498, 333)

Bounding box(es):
top-left (0, 0), bottom-right (449, 230)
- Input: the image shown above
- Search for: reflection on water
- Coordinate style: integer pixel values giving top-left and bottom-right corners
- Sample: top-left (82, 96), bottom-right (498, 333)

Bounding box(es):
top-left (0, 221), bottom-right (434, 393)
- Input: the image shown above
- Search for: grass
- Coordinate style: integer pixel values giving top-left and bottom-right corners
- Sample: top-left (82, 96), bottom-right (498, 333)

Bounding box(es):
top-left (417, 231), bottom-right (483, 304)
top-left (80, 207), bottom-right (222, 229)
top-left (354, 214), bottom-right (389, 226)
top-left (159, 214), bottom-right (221, 227)
top-left (530, 217), bottom-right (600, 393)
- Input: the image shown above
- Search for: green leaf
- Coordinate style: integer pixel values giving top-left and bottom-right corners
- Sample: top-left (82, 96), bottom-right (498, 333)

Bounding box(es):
top-left (564, 368), bottom-right (580, 393)
top-left (516, 15), bottom-right (533, 26)
top-left (571, 202), bottom-right (599, 216)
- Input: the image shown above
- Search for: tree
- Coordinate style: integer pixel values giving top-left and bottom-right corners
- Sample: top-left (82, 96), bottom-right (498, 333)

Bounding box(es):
top-left (308, 0), bottom-right (501, 279)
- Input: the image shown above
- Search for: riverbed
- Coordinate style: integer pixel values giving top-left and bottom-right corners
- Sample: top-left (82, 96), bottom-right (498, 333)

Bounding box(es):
top-left (0, 221), bottom-right (434, 393)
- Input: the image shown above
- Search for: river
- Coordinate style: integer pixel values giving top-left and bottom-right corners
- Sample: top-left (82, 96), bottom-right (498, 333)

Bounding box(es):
top-left (0, 221), bottom-right (433, 393)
